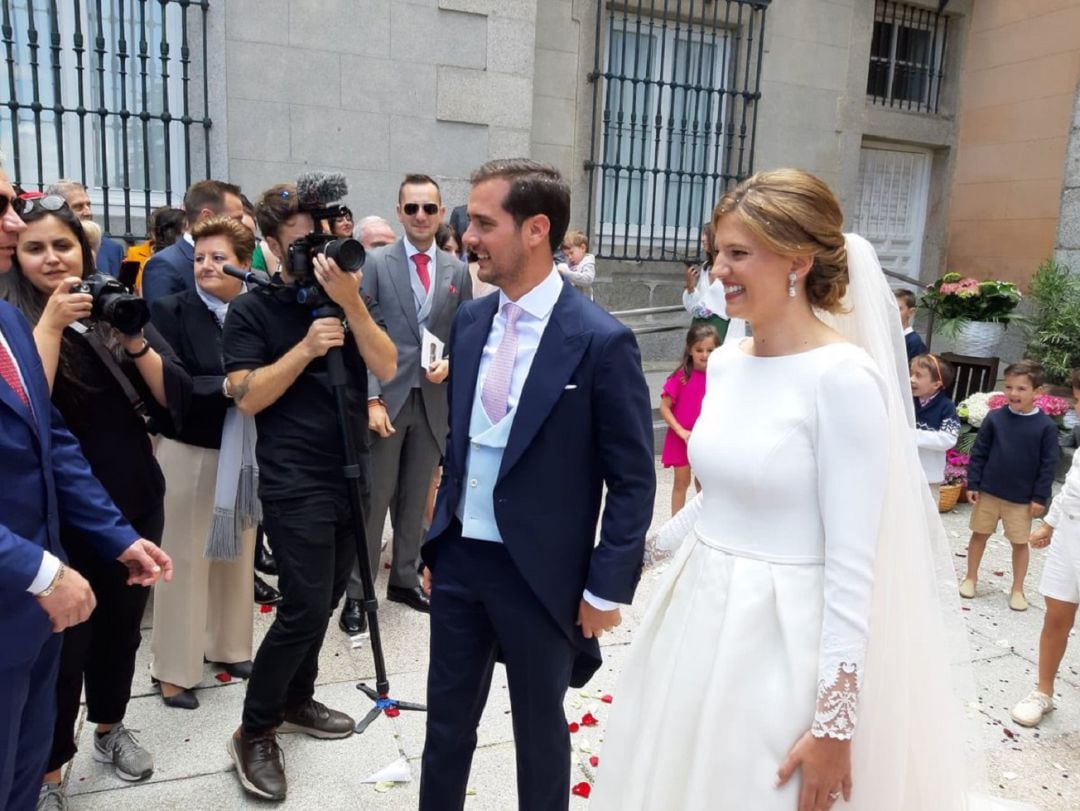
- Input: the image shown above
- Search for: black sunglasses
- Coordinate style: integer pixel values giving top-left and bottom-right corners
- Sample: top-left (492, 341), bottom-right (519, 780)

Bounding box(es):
top-left (403, 202), bottom-right (439, 217)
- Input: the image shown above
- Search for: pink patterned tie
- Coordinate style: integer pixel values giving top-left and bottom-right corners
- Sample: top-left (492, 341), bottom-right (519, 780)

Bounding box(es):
top-left (481, 302), bottom-right (523, 422)
top-left (0, 339), bottom-right (30, 408)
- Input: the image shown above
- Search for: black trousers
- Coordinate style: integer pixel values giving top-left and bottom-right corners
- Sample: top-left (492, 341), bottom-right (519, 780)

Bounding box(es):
top-left (420, 534), bottom-right (577, 811)
top-left (49, 504), bottom-right (163, 771)
top-left (242, 492), bottom-right (357, 734)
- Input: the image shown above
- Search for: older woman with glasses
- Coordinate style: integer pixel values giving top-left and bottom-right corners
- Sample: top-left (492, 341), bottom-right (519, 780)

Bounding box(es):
top-left (148, 216), bottom-right (263, 710)
top-left (0, 194), bottom-right (189, 803)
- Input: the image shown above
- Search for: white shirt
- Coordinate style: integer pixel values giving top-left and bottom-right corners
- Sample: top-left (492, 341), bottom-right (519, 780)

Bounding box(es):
top-left (0, 325), bottom-right (61, 594)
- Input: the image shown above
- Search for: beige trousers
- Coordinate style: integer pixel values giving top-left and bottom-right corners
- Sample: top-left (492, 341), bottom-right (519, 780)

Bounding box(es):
top-left (150, 437), bottom-right (256, 689)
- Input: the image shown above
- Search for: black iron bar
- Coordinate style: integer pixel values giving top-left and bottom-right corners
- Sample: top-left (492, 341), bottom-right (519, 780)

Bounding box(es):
top-left (47, 0), bottom-right (64, 177)
top-left (158, 0), bottom-right (173, 206)
top-left (26, 1), bottom-right (46, 188)
top-left (117, 0), bottom-right (132, 240)
top-left (92, 0), bottom-right (110, 227)
top-left (137, 0), bottom-right (150, 224)
top-left (1, 0), bottom-right (21, 178)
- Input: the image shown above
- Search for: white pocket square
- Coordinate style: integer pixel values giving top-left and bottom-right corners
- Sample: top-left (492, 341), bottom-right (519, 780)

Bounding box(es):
top-left (564, 384), bottom-right (578, 390)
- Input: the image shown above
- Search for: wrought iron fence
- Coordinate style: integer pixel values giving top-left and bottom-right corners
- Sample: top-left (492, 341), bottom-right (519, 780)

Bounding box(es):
top-left (1, 0), bottom-right (212, 242)
top-left (866, 0), bottom-right (949, 114)
top-left (585, 0), bottom-right (770, 263)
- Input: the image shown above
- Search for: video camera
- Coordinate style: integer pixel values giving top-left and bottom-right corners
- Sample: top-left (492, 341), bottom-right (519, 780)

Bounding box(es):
top-left (70, 272), bottom-right (150, 336)
top-left (288, 172), bottom-right (365, 309)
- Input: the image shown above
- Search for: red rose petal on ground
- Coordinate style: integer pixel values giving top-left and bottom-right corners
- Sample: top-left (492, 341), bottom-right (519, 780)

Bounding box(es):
top-left (385, 707), bottom-right (401, 717)
top-left (571, 782), bottom-right (592, 798)
top-left (215, 672), bottom-right (232, 683)
top-left (581, 712), bottom-right (599, 727)
top-left (383, 562), bottom-right (391, 569)
top-left (568, 722), bottom-right (580, 733)
top-left (993, 571), bottom-right (1005, 577)
top-left (601, 694), bottom-right (613, 704)
top-left (260, 604), bottom-right (273, 613)
top-left (589, 755), bottom-right (599, 767)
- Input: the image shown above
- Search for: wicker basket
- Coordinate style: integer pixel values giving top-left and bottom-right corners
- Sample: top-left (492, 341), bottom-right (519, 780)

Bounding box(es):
top-left (938, 483), bottom-right (963, 513)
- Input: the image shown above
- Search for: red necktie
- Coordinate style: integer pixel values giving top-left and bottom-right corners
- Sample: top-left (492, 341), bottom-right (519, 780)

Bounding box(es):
top-left (0, 339), bottom-right (30, 408)
top-left (414, 253), bottom-right (431, 294)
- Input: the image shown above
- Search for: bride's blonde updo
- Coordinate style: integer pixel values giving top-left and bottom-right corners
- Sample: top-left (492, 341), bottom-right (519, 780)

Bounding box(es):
top-left (712, 168), bottom-right (848, 313)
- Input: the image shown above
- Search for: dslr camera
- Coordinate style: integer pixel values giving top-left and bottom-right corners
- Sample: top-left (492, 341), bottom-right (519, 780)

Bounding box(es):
top-left (70, 272), bottom-right (151, 336)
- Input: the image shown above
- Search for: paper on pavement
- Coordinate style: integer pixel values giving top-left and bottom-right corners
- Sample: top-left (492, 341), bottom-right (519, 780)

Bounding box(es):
top-left (363, 756), bottom-right (412, 784)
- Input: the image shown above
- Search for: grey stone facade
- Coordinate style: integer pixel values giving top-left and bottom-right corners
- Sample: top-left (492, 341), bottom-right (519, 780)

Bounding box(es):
top-left (211, 0), bottom-right (974, 323)
top-left (1057, 73), bottom-right (1080, 273)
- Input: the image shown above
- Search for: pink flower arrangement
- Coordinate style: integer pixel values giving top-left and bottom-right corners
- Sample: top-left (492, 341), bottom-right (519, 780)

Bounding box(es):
top-left (938, 277), bottom-right (981, 298)
top-left (944, 449), bottom-right (969, 487)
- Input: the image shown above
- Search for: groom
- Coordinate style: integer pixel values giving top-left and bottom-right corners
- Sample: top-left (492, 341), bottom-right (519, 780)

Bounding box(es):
top-left (418, 159), bottom-right (655, 810)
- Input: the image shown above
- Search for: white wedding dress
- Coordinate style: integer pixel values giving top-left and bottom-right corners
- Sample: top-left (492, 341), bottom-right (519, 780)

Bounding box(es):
top-left (591, 235), bottom-right (995, 811)
top-left (592, 341), bottom-right (889, 810)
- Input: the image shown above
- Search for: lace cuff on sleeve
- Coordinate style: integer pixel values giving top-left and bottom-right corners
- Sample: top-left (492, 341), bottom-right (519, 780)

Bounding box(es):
top-left (811, 654), bottom-right (862, 741)
top-left (643, 493), bottom-right (703, 567)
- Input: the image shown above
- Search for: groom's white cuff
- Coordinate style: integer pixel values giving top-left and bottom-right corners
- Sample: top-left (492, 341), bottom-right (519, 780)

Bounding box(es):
top-left (582, 590), bottom-right (620, 611)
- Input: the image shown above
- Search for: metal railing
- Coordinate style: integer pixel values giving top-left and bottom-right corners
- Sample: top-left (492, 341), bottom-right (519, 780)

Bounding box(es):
top-left (585, 0), bottom-right (771, 263)
top-left (867, 0), bottom-right (949, 115)
top-left (1, 0), bottom-right (212, 242)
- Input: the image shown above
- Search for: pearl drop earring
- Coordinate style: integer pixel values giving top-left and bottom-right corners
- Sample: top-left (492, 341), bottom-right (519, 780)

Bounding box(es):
top-left (788, 272), bottom-right (797, 298)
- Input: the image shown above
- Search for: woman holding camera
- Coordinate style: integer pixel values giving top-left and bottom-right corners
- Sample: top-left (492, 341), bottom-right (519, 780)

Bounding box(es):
top-left (149, 216), bottom-right (262, 710)
top-left (0, 195), bottom-right (189, 802)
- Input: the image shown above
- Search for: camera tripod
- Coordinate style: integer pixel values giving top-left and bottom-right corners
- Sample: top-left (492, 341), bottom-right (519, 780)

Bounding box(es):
top-left (315, 303), bottom-right (427, 733)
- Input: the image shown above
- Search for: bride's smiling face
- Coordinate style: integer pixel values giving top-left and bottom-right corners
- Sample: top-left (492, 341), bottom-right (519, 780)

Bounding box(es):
top-left (711, 215), bottom-right (807, 323)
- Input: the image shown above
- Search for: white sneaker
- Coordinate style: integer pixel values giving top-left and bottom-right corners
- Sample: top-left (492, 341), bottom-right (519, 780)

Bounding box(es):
top-left (1010, 690), bottom-right (1054, 727)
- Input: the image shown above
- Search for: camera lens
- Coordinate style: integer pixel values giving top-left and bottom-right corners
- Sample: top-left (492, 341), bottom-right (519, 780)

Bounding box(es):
top-left (101, 295), bottom-right (150, 336)
top-left (325, 238), bottom-right (365, 272)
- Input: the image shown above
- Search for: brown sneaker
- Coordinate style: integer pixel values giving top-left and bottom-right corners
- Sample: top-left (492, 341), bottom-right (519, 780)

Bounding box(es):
top-left (228, 728), bottom-right (286, 801)
top-left (278, 698), bottom-right (354, 739)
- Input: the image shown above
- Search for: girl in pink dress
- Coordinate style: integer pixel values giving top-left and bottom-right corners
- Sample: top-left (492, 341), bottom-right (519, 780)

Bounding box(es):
top-left (660, 324), bottom-right (719, 514)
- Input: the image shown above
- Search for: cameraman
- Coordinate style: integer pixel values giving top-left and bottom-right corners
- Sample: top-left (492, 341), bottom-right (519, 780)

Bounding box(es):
top-left (222, 182), bottom-right (395, 802)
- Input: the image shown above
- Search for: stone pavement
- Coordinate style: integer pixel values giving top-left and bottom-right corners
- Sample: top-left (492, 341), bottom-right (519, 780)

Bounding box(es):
top-left (60, 465), bottom-right (1078, 810)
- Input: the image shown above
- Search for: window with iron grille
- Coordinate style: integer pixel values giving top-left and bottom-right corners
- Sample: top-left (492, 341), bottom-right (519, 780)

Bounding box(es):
top-left (1, 0), bottom-right (212, 241)
top-left (867, 0), bottom-right (949, 114)
top-left (586, 1), bottom-right (770, 262)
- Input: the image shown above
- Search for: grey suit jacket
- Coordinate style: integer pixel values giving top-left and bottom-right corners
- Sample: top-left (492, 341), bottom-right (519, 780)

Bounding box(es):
top-left (360, 239), bottom-right (472, 451)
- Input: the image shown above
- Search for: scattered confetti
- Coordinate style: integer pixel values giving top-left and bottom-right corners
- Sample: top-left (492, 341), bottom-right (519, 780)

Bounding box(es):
top-left (571, 782), bottom-right (592, 798)
top-left (589, 755), bottom-right (600, 767)
top-left (1002, 728), bottom-right (1015, 740)
top-left (215, 672), bottom-right (232, 683)
top-left (601, 694), bottom-right (614, 704)
top-left (466, 787), bottom-right (477, 796)
top-left (568, 722), bottom-right (580, 733)
top-left (260, 604), bottom-right (273, 614)
top-left (581, 712), bottom-right (599, 727)
top-left (578, 740), bottom-right (593, 753)
top-left (374, 781), bottom-right (396, 793)
top-left (1003, 772), bottom-right (1019, 780)
top-left (992, 571), bottom-right (1005, 577)
top-left (570, 699), bottom-right (582, 710)
top-left (383, 562), bottom-right (391, 569)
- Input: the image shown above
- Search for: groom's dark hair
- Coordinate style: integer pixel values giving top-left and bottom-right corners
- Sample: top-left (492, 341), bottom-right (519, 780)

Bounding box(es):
top-left (470, 159), bottom-right (570, 252)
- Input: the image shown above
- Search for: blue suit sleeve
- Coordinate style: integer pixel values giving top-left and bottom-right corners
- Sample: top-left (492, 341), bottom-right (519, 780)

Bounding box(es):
top-left (585, 327), bottom-right (656, 604)
top-left (0, 525), bottom-right (49, 594)
top-left (49, 402), bottom-right (139, 561)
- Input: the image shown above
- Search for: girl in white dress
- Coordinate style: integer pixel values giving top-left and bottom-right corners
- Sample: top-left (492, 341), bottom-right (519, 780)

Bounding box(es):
top-left (591, 170), bottom-right (972, 811)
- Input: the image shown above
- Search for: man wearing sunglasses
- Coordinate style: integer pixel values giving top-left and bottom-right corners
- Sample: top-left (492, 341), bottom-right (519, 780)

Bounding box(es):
top-left (0, 165), bottom-right (172, 810)
top-left (341, 174), bottom-right (472, 632)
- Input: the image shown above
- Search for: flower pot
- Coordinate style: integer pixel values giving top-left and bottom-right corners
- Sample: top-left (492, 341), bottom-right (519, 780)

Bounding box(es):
top-left (938, 483), bottom-right (963, 513)
top-left (949, 321), bottom-right (1005, 357)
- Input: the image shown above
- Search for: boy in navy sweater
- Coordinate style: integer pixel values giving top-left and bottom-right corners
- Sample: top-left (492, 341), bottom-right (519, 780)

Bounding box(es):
top-left (961, 360), bottom-right (1059, 610)
top-left (895, 288), bottom-right (927, 361)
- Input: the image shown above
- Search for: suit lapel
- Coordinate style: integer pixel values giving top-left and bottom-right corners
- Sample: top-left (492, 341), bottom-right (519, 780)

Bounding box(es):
top-left (499, 285), bottom-right (589, 481)
top-left (449, 296), bottom-right (498, 475)
top-left (0, 309), bottom-right (43, 437)
top-left (388, 242), bottom-right (420, 340)
top-left (429, 251), bottom-right (454, 321)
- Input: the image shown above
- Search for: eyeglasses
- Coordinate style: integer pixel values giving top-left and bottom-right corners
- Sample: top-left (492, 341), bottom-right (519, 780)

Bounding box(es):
top-left (0, 193), bottom-right (67, 218)
top-left (402, 202), bottom-right (439, 217)
top-left (15, 195), bottom-right (68, 216)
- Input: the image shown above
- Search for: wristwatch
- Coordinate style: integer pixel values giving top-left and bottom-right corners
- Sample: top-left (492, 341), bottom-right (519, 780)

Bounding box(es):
top-left (37, 563), bottom-right (66, 598)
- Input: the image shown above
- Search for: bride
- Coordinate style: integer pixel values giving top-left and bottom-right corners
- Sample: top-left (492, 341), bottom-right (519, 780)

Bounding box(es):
top-left (590, 169), bottom-right (972, 810)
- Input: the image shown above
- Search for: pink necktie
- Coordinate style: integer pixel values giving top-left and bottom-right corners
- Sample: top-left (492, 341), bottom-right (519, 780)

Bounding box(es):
top-left (414, 253), bottom-right (431, 294)
top-left (481, 303), bottom-right (523, 422)
top-left (0, 339), bottom-right (30, 408)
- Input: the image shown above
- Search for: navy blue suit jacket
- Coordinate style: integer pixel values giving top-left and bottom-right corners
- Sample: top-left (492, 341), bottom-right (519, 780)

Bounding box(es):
top-left (95, 237), bottom-right (125, 278)
top-left (141, 238), bottom-right (194, 304)
top-left (0, 302), bottom-right (137, 668)
top-left (423, 283), bottom-right (656, 687)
